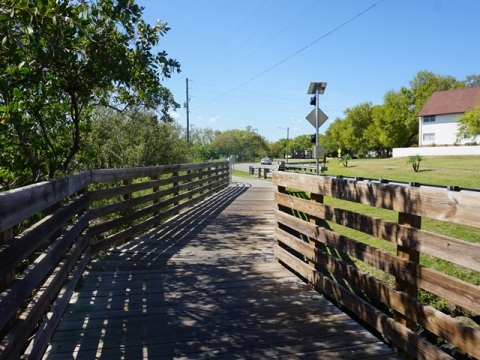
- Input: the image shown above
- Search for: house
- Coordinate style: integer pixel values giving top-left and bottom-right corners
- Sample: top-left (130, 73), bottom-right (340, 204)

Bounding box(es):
top-left (417, 87), bottom-right (480, 146)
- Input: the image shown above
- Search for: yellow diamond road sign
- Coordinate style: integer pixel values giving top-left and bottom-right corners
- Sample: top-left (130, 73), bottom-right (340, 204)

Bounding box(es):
top-left (306, 108), bottom-right (328, 129)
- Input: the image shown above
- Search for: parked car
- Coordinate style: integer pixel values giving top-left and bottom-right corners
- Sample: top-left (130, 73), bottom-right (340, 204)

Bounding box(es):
top-left (260, 157), bottom-right (272, 165)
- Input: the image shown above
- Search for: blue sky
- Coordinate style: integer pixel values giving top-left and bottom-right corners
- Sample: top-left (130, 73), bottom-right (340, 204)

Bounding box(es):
top-left (136, 0), bottom-right (480, 142)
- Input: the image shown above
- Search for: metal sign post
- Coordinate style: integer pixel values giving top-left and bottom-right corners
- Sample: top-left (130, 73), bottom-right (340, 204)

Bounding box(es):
top-left (306, 82), bottom-right (327, 175)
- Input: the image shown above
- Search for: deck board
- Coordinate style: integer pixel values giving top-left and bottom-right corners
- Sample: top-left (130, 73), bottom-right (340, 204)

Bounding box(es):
top-left (43, 178), bottom-right (398, 359)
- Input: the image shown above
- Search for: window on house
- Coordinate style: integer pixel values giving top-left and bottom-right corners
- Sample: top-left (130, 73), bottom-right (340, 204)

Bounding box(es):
top-left (423, 115), bottom-right (436, 123)
top-left (423, 133), bottom-right (435, 141)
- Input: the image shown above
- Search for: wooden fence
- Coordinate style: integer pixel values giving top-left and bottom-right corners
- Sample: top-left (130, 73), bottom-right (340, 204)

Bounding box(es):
top-left (272, 171), bottom-right (480, 360)
top-left (0, 161), bottom-right (230, 359)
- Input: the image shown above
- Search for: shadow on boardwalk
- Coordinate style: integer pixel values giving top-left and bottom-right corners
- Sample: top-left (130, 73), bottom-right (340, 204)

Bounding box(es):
top-left (44, 180), bottom-right (398, 359)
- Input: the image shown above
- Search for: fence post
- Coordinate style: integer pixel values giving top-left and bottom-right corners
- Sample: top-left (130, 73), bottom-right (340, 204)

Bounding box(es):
top-left (0, 228), bottom-right (15, 338)
top-left (123, 179), bottom-right (133, 240)
top-left (276, 184), bottom-right (291, 254)
top-left (173, 171), bottom-right (180, 214)
top-left (309, 192), bottom-right (328, 279)
top-left (151, 175), bottom-right (160, 225)
top-left (395, 212), bottom-right (421, 329)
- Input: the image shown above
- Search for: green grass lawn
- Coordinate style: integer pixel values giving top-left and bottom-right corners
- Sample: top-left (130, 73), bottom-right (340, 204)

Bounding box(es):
top-left (320, 155), bottom-right (480, 189)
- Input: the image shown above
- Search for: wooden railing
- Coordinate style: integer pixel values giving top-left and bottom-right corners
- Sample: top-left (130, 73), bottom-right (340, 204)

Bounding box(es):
top-left (0, 161), bottom-right (229, 359)
top-left (272, 171), bottom-right (480, 360)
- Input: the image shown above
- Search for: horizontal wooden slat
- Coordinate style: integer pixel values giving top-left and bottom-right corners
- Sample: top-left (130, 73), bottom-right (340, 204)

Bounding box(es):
top-left (0, 175), bottom-right (88, 234)
top-left (0, 243), bottom-right (90, 360)
top-left (89, 186), bottom-right (175, 220)
top-left (87, 178), bottom-right (228, 240)
top-left (0, 213), bottom-right (90, 332)
top-left (88, 177), bottom-right (172, 202)
top-left (0, 194), bottom-right (90, 280)
top-left (23, 248), bottom-right (92, 359)
top-left (273, 171), bottom-right (480, 228)
top-left (88, 169), bottom-right (224, 205)
top-left (275, 227), bottom-right (480, 358)
top-left (90, 162), bottom-right (229, 183)
top-left (274, 245), bottom-right (453, 360)
top-left (275, 191), bottom-right (480, 271)
top-left (275, 210), bottom-right (480, 315)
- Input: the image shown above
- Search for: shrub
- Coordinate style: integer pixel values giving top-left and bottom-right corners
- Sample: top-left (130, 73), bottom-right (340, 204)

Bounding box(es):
top-left (407, 154), bottom-right (423, 172)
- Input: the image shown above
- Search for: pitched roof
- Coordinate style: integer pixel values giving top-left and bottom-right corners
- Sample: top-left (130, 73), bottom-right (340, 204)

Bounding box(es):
top-left (417, 87), bottom-right (480, 117)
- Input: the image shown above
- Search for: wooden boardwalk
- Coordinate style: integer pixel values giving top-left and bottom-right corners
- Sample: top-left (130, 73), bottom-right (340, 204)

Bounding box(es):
top-left (43, 177), bottom-right (398, 359)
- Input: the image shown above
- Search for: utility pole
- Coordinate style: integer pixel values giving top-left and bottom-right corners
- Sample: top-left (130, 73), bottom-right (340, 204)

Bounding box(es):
top-left (185, 78), bottom-right (190, 143)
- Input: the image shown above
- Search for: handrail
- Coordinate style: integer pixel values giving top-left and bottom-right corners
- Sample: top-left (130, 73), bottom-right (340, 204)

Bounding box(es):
top-left (272, 171), bottom-right (480, 359)
top-left (0, 161), bottom-right (229, 359)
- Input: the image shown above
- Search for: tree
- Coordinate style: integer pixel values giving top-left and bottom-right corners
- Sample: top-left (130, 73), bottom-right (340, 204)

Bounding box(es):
top-left (341, 102), bottom-right (374, 154)
top-left (364, 105), bottom-right (389, 157)
top-left (84, 107), bottom-right (189, 169)
top-left (0, 0), bottom-right (180, 187)
top-left (268, 141), bottom-right (284, 159)
top-left (456, 104), bottom-right (480, 143)
top-left (374, 89), bottom-right (412, 149)
top-left (189, 127), bottom-right (221, 162)
top-left (463, 74), bottom-right (480, 87)
top-left (288, 134), bottom-right (312, 158)
top-left (211, 128), bottom-right (268, 161)
top-left (320, 118), bottom-right (347, 155)
top-left (408, 70), bottom-right (461, 111)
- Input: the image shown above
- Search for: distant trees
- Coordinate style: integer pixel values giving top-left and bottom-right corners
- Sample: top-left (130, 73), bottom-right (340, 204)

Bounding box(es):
top-left (0, 0), bottom-right (180, 188)
top-left (211, 127), bottom-right (268, 162)
top-left (317, 71), bottom-right (478, 157)
top-left (83, 108), bottom-right (189, 169)
top-left (189, 127), bottom-right (221, 162)
top-left (286, 135), bottom-right (312, 158)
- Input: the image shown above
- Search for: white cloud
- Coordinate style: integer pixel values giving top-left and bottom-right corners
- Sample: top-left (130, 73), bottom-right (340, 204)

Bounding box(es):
top-left (169, 111), bottom-right (181, 121)
top-left (209, 115), bottom-right (220, 123)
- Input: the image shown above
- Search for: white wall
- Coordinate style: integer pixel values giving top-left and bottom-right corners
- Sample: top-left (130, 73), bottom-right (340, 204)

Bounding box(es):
top-left (393, 145), bottom-right (480, 157)
top-left (419, 113), bottom-right (461, 146)
top-left (419, 113), bottom-right (479, 146)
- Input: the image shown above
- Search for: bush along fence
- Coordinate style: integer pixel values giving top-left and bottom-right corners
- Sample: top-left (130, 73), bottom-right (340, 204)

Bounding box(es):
top-left (272, 171), bottom-right (480, 360)
top-left (0, 161), bottom-right (230, 359)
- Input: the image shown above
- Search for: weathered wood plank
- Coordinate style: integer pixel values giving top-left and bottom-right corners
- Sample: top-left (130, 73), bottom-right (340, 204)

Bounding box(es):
top-left (0, 171), bottom-right (90, 233)
top-left (0, 211), bottom-right (90, 333)
top-left (90, 161), bottom-right (229, 183)
top-left (0, 194), bottom-right (89, 280)
top-left (275, 191), bottom-right (480, 271)
top-left (273, 171), bottom-right (480, 228)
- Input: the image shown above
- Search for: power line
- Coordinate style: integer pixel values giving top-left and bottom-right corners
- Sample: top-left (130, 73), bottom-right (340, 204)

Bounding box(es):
top-left (189, 0), bottom-right (268, 78)
top-left (193, 0), bottom-right (384, 110)
top-left (211, 0), bottom-right (294, 82)
top-left (212, 0), bottom-right (325, 82)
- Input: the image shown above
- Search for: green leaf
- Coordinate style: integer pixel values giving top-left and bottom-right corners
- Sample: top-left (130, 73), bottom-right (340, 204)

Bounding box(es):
top-left (13, 88), bottom-right (22, 98)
